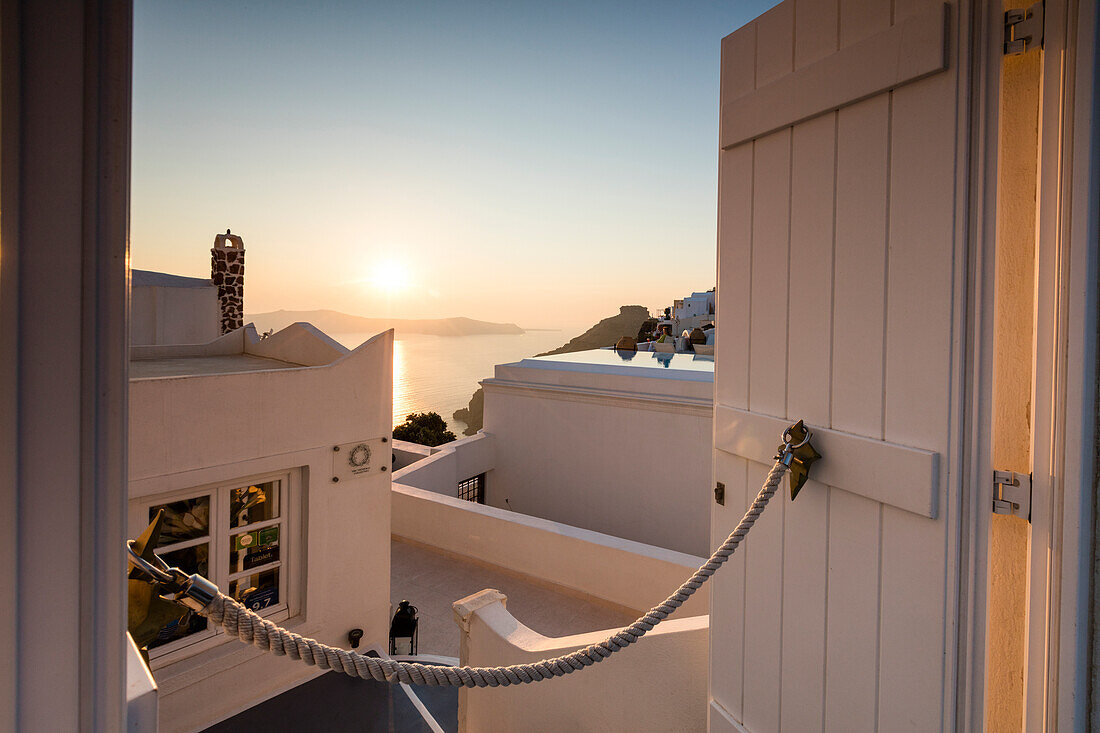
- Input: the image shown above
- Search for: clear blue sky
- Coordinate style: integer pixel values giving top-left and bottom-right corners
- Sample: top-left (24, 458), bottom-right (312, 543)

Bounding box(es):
top-left (132, 1), bottom-right (778, 329)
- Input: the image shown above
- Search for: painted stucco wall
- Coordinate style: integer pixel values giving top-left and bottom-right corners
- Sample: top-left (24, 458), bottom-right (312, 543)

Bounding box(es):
top-left (127, 330), bottom-right (393, 732)
top-left (130, 322), bottom-right (348, 367)
top-left (391, 439), bottom-right (436, 471)
top-left (131, 284), bottom-right (220, 346)
top-left (454, 590), bottom-right (708, 733)
top-left (392, 483), bottom-right (708, 616)
top-left (480, 362), bottom-right (713, 556)
top-left (390, 432), bottom-right (495, 498)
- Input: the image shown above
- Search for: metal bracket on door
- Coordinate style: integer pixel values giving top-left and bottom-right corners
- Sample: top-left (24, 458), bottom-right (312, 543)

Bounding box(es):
top-left (993, 470), bottom-right (1031, 521)
top-left (1004, 1), bottom-right (1044, 55)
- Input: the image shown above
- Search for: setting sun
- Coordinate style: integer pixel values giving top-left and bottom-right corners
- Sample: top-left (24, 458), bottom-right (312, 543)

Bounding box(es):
top-left (368, 258), bottom-right (412, 294)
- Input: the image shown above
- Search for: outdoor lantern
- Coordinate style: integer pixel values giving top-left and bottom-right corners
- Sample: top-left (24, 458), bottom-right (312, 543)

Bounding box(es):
top-left (389, 600), bottom-right (418, 656)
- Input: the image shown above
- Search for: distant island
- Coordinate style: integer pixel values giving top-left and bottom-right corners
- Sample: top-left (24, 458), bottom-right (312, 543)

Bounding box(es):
top-left (246, 309), bottom-right (525, 337)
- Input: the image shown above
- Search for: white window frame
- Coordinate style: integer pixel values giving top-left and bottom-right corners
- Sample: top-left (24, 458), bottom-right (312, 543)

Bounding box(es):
top-left (127, 469), bottom-right (303, 666)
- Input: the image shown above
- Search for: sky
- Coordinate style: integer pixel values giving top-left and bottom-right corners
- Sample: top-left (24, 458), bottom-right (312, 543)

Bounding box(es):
top-left (131, 1), bottom-right (778, 330)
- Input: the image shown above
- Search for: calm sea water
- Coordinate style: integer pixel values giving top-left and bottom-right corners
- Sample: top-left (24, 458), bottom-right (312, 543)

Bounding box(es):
top-left (331, 330), bottom-right (572, 433)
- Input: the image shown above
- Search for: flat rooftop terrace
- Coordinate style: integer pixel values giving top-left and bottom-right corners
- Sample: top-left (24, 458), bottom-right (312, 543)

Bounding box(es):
top-left (391, 537), bottom-right (636, 659)
top-left (129, 354), bottom-right (302, 379)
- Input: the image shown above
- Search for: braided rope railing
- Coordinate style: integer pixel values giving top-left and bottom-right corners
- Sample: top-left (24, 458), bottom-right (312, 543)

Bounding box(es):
top-left (195, 458), bottom-right (789, 688)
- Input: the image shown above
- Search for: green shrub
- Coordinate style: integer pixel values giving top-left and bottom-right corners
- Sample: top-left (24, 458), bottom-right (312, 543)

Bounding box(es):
top-left (393, 412), bottom-right (457, 447)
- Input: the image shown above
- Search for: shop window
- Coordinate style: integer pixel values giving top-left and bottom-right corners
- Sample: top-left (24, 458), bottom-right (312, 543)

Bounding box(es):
top-left (133, 471), bottom-right (297, 661)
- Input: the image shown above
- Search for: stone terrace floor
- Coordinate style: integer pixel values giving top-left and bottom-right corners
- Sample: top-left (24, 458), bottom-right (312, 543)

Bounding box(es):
top-left (390, 537), bottom-right (637, 659)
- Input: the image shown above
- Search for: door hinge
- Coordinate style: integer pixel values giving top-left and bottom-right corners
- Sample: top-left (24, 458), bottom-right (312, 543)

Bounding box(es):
top-left (714, 482), bottom-right (725, 506)
top-left (993, 470), bottom-right (1031, 521)
top-left (1005, 1), bottom-right (1043, 55)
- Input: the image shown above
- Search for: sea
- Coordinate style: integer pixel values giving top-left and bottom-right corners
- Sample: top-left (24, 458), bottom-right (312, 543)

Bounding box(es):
top-left (331, 330), bottom-right (575, 434)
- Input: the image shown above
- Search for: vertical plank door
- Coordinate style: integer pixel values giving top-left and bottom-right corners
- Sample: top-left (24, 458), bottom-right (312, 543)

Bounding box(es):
top-left (711, 1), bottom-right (977, 731)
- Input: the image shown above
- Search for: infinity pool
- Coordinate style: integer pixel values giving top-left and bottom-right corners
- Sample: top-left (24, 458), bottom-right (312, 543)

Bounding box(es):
top-left (515, 348), bottom-right (714, 381)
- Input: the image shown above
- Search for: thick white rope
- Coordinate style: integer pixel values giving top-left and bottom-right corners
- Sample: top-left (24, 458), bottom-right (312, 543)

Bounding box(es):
top-left (199, 459), bottom-right (789, 687)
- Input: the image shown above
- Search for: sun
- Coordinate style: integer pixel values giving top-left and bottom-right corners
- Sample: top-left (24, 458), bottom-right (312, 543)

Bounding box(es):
top-left (368, 258), bottom-right (412, 294)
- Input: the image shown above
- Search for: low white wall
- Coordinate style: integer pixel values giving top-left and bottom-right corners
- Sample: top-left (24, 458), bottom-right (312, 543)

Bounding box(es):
top-left (391, 439), bottom-right (435, 471)
top-left (454, 590), bottom-right (708, 733)
top-left (130, 325), bottom-right (245, 361)
top-left (130, 322), bottom-right (349, 366)
top-left (392, 483), bottom-right (708, 616)
top-left (483, 373), bottom-right (713, 556)
top-left (391, 432), bottom-right (496, 499)
top-left (131, 284), bottom-right (220, 346)
top-left (245, 322), bottom-right (348, 366)
top-left (126, 635), bottom-right (157, 732)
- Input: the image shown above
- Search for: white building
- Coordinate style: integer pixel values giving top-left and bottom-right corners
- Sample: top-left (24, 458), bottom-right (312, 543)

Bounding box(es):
top-left (481, 349), bottom-right (714, 556)
top-left (129, 322), bottom-right (394, 732)
top-left (668, 289), bottom-right (717, 335)
top-left (672, 289), bottom-right (715, 321)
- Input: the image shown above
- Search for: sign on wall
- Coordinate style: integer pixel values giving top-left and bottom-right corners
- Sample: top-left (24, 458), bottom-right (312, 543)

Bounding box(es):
top-left (331, 437), bottom-right (389, 483)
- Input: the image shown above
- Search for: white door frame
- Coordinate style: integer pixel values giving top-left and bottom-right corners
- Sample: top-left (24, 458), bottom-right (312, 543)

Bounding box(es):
top-left (0, 0), bottom-right (133, 729)
top-left (1025, 0), bottom-right (1099, 729)
top-left (959, 1), bottom-right (1007, 726)
top-left (958, 2), bottom-right (1006, 730)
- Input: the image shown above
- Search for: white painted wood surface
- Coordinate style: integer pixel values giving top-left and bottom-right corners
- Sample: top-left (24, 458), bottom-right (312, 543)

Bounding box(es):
top-left (714, 405), bottom-right (939, 518)
top-left (720, 4), bottom-right (948, 149)
top-left (711, 0), bottom-right (970, 730)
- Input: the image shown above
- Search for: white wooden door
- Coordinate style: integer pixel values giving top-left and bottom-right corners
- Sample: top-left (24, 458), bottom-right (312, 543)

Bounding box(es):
top-left (710, 1), bottom-right (979, 731)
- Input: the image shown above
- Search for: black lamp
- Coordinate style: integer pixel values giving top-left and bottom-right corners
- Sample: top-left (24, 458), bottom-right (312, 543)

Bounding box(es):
top-left (389, 600), bottom-right (418, 656)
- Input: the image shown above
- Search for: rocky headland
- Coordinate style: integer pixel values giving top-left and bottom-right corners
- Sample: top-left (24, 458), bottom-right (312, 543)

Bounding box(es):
top-left (453, 305), bottom-right (652, 435)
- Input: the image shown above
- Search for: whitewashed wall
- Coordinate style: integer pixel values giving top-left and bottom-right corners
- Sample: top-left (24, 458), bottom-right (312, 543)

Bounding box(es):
top-left (711, 1), bottom-right (971, 732)
top-left (130, 322), bottom-right (347, 367)
top-left (392, 483), bottom-right (708, 616)
top-left (455, 590), bottom-right (708, 733)
top-left (131, 284), bottom-right (220, 346)
top-left (128, 330), bottom-right (393, 732)
top-left (391, 439), bottom-right (436, 471)
top-left (482, 363), bottom-right (713, 556)
top-left (391, 432), bottom-right (496, 497)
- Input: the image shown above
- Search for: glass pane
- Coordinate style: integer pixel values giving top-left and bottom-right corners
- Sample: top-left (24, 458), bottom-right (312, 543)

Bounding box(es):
top-left (147, 543), bottom-right (209, 650)
top-left (229, 480), bottom-right (280, 528)
top-left (230, 525), bottom-right (280, 573)
top-left (149, 496), bottom-right (210, 546)
top-left (229, 568), bottom-right (280, 612)
top-left (160, 543), bottom-right (209, 577)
